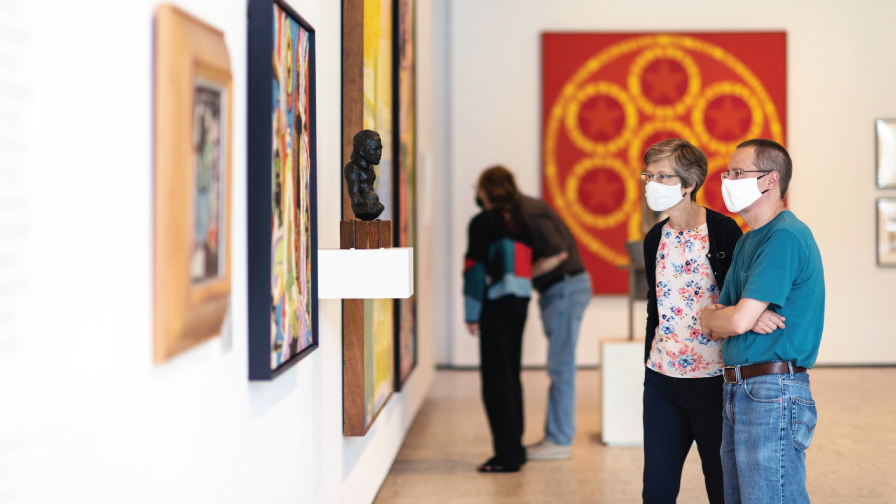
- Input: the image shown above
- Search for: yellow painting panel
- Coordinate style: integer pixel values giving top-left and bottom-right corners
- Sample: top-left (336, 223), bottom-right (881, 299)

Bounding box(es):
top-left (363, 0), bottom-right (393, 221)
top-left (362, 0), bottom-right (394, 426)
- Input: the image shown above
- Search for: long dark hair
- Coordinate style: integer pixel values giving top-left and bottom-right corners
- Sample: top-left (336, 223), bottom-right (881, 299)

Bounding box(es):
top-left (478, 165), bottom-right (523, 230)
top-left (478, 165), bottom-right (520, 207)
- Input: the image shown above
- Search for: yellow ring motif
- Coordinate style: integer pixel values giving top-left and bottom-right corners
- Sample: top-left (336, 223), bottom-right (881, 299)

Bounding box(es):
top-left (691, 81), bottom-right (765, 153)
top-left (627, 45), bottom-right (702, 119)
top-left (695, 156), bottom-right (730, 210)
top-left (563, 157), bottom-right (639, 230)
top-left (626, 120), bottom-right (700, 172)
top-left (544, 34), bottom-right (784, 265)
top-left (559, 211), bottom-right (632, 265)
top-left (563, 81), bottom-right (639, 155)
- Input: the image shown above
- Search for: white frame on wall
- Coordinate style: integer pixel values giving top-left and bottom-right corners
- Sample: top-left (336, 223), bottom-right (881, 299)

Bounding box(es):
top-left (875, 119), bottom-right (896, 189)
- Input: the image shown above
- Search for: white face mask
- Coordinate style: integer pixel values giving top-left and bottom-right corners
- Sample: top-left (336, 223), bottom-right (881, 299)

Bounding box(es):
top-left (645, 181), bottom-right (685, 212)
top-left (721, 176), bottom-right (769, 213)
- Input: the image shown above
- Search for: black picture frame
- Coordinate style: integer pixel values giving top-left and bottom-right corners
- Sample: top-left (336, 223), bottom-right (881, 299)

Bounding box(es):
top-left (392, 0), bottom-right (417, 392)
top-left (248, 0), bottom-right (319, 380)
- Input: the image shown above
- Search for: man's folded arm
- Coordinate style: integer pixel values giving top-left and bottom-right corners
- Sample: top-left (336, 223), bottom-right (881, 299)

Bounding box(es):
top-left (701, 298), bottom-right (770, 339)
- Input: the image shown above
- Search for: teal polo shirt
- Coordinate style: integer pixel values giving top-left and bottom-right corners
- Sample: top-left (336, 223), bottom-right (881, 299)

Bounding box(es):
top-left (718, 210), bottom-right (825, 368)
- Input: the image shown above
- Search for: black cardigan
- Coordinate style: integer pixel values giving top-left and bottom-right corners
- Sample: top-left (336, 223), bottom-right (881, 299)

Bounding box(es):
top-left (643, 208), bottom-right (743, 363)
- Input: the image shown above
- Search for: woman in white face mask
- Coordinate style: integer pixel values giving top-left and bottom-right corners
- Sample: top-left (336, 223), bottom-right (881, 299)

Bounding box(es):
top-left (640, 139), bottom-right (743, 504)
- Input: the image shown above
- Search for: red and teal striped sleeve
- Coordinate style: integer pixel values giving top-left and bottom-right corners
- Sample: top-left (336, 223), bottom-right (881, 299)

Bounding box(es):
top-left (463, 258), bottom-right (486, 322)
top-left (464, 215), bottom-right (489, 322)
top-left (485, 239), bottom-right (533, 299)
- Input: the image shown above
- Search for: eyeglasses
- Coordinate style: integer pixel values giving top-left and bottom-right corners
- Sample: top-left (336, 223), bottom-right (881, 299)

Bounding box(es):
top-left (640, 173), bottom-right (680, 184)
top-left (721, 169), bottom-right (772, 181)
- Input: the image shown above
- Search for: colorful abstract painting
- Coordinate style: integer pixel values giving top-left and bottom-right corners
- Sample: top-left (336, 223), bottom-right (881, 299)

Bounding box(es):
top-left (395, 0), bottom-right (416, 387)
top-left (191, 84), bottom-right (225, 284)
top-left (270, 4), bottom-right (314, 369)
top-left (542, 33), bottom-right (786, 293)
top-left (363, 0), bottom-right (394, 423)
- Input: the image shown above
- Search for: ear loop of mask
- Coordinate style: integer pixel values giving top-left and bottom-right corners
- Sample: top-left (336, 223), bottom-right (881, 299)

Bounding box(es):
top-left (757, 172), bottom-right (771, 195)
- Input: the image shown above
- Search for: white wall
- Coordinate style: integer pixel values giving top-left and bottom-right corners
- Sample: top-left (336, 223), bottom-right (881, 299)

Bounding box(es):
top-left (0, 0), bottom-right (439, 503)
top-left (440, 0), bottom-right (896, 367)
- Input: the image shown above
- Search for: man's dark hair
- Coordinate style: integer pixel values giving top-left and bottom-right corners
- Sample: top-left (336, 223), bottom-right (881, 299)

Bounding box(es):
top-left (736, 138), bottom-right (792, 198)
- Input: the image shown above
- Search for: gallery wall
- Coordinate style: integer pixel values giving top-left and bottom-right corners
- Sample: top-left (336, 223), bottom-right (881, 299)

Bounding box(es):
top-left (439, 0), bottom-right (896, 367)
top-left (0, 0), bottom-right (440, 503)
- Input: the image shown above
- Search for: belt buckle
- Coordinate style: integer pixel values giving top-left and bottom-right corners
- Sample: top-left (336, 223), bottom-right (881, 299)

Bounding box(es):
top-left (724, 365), bottom-right (742, 384)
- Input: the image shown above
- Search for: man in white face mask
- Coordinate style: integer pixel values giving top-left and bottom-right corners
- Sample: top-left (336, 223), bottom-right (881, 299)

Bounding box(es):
top-left (699, 139), bottom-right (825, 504)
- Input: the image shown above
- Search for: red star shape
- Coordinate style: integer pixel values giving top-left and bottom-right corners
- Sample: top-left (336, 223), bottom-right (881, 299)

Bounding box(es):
top-left (581, 170), bottom-right (624, 213)
top-left (580, 97), bottom-right (622, 138)
top-left (642, 60), bottom-right (686, 103)
top-left (706, 96), bottom-right (751, 138)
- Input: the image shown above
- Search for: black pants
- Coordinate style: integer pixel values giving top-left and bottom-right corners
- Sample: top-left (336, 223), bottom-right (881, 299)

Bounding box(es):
top-left (479, 296), bottom-right (529, 467)
top-left (643, 367), bottom-right (724, 504)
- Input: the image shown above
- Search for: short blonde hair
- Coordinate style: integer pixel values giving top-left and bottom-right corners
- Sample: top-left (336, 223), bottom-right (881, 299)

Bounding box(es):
top-left (643, 138), bottom-right (708, 201)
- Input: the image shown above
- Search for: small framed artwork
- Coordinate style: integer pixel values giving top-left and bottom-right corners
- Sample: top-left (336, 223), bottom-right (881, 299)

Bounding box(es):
top-left (878, 198), bottom-right (896, 266)
top-left (153, 4), bottom-right (232, 363)
top-left (248, 0), bottom-right (319, 380)
top-left (876, 119), bottom-right (896, 189)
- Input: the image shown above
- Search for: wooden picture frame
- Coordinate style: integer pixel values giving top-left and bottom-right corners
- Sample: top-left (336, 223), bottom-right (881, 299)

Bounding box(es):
top-left (878, 198), bottom-right (896, 267)
top-left (342, 0), bottom-right (396, 436)
top-left (393, 0), bottom-right (417, 391)
top-left (153, 4), bottom-right (233, 363)
top-left (875, 119), bottom-right (896, 189)
top-left (247, 0), bottom-right (319, 380)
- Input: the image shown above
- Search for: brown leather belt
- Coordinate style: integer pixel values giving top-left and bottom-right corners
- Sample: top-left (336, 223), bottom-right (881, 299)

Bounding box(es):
top-left (723, 361), bottom-right (807, 384)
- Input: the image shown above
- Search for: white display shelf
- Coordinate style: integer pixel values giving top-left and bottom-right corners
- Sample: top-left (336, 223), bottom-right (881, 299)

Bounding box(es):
top-left (317, 247), bottom-right (414, 299)
top-left (600, 338), bottom-right (645, 446)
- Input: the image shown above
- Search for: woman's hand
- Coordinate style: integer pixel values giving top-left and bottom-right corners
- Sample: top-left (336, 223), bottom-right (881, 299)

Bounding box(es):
top-left (466, 323), bottom-right (480, 336)
top-left (751, 309), bottom-right (785, 334)
top-left (532, 251), bottom-right (569, 277)
top-left (700, 304), bottom-right (724, 341)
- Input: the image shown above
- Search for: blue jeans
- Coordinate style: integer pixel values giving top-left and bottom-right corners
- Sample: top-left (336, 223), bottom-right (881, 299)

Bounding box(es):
top-left (538, 272), bottom-right (591, 446)
top-left (722, 370), bottom-right (818, 504)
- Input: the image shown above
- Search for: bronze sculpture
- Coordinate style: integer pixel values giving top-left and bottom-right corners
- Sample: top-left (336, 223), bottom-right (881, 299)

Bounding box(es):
top-left (344, 130), bottom-right (386, 221)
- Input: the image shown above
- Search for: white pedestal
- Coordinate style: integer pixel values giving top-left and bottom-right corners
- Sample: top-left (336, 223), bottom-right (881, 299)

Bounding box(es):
top-left (600, 338), bottom-right (645, 446)
top-left (317, 247), bottom-right (414, 299)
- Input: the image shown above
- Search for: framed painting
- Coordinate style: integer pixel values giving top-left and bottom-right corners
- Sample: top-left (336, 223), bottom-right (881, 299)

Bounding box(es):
top-left (248, 0), bottom-right (319, 380)
top-left (342, 0), bottom-right (395, 436)
top-left (393, 0), bottom-right (417, 390)
top-left (878, 198), bottom-right (896, 266)
top-left (153, 4), bottom-right (232, 363)
top-left (876, 119), bottom-right (896, 189)
top-left (541, 32), bottom-right (786, 293)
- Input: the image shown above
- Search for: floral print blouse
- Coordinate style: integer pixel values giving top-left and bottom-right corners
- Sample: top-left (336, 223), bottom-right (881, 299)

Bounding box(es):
top-left (646, 223), bottom-right (724, 378)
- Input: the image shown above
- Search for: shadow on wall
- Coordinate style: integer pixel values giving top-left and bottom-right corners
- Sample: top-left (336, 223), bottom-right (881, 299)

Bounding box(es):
top-left (248, 369), bottom-right (299, 422)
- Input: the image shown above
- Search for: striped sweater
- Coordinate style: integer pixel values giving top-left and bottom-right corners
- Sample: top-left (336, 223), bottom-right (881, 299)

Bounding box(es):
top-left (463, 207), bottom-right (533, 322)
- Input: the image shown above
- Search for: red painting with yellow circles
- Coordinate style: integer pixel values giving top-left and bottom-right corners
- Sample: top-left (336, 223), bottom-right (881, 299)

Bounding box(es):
top-left (542, 33), bottom-right (786, 294)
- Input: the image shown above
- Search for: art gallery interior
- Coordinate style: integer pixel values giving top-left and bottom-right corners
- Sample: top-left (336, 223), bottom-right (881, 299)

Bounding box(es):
top-left (2, 0), bottom-right (896, 503)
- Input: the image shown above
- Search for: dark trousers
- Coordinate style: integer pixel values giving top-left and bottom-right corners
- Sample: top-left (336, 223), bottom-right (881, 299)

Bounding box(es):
top-left (479, 296), bottom-right (529, 467)
top-left (643, 367), bottom-right (724, 504)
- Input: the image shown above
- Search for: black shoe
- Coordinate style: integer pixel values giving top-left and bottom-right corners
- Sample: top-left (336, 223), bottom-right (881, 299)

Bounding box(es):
top-left (476, 457), bottom-right (520, 473)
